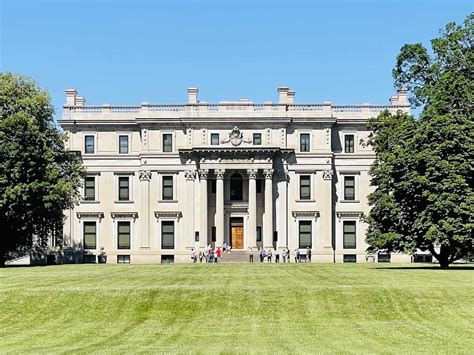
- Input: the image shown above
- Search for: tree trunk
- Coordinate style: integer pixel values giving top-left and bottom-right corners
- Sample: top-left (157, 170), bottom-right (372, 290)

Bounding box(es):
top-left (428, 244), bottom-right (451, 269)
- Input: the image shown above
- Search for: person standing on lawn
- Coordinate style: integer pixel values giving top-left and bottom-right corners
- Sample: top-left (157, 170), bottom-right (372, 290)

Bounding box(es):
top-left (249, 247), bottom-right (254, 263)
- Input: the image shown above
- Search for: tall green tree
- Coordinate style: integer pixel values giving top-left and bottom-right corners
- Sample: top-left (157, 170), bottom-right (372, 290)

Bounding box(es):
top-left (0, 73), bottom-right (84, 266)
top-left (366, 14), bottom-right (473, 268)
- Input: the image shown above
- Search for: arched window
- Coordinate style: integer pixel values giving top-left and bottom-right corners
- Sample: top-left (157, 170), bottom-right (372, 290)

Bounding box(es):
top-left (230, 173), bottom-right (243, 201)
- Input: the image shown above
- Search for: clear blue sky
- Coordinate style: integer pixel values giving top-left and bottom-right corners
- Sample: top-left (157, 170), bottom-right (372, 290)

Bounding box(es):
top-left (1, 0), bottom-right (472, 118)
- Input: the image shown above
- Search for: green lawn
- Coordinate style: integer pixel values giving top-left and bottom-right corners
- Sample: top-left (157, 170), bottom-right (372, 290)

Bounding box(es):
top-left (1, 263), bottom-right (473, 354)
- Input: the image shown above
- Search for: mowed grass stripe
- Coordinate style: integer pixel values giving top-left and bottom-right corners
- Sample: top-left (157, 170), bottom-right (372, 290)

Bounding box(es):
top-left (1, 263), bottom-right (473, 354)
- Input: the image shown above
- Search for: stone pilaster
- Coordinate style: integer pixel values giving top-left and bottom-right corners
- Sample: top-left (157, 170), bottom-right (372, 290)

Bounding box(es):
top-left (198, 169), bottom-right (209, 248)
top-left (215, 169), bottom-right (225, 247)
top-left (247, 169), bottom-right (258, 248)
top-left (139, 170), bottom-right (152, 248)
top-left (184, 169), bottom-right (196, 248)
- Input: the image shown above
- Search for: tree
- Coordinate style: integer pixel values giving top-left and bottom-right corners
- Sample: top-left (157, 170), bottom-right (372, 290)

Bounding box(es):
top-left (366, 14), bottom-right (473, 268)
top-left (0, 73), bottom-right (84, 266)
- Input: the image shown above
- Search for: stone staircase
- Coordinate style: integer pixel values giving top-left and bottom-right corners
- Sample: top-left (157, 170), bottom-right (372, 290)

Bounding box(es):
top-left (220, 250), bottom-right (250, 263)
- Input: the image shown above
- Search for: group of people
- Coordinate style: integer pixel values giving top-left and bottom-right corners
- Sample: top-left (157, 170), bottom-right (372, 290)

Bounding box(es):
top-left (249, 247), bottom-right (311, 263)
top-left (190, 244), bottom-right (225, 263)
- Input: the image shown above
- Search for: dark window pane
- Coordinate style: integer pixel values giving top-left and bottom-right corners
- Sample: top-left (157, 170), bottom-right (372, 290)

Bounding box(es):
top-left (117, 222), bottom-right (131, 249)
top-left (253, 133), bottom-right (262, 145)
top-left (256, 179), bottom-right (262, 193)
top-left (162, 221), bottom-right (174, 249)
top-left (345, 135), bottom-right (355, 153)
top-left (85, 135), bottom-right (94, 154)
top-left (84, 177), bottom-right (95, 201)
top-left (211, 133), bottom-right (219, 145)
top-left (119, 177), bottom-right (129, 201)
top-left (83, 222), bottom-right (96, 249)
top-left (300, 176), bottom-right (311, 199)
top-left (344, 176), bottom-right (355, 200)
top-left (300, 133), bottom-right (310, 152)
top-left (343, 254), bottom-right (357, 263)
top-left (299, 221), bottom-right (312, 248)
top-left (256, 226), bottom-right (262, 242)
top-left (343, 221), bottom-right (356, 249)
top-left (163, 134), bottom-right (172, 152)
top-left (117, 255), bottom-right (130, 263)
top-left (211, 180), bottom-right (216, 194)
top-left (119, 135), bottom-right (129, 154)
top-left (230, 173), bottom-right (243, 201)
top-left (211, 226), bottom-right (216, 242)
top-left (162, 176), bottom-right (173, 200)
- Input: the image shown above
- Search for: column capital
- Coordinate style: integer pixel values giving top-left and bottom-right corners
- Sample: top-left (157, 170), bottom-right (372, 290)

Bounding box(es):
top-left (322, 170), bottom-right (333, 180)
top-left (263, 168), bottom-right (274, 179)
top-left (247, 168), bottom-right (258, 179)
top-left (198, 169), bottom-right (209, 179)
top-left (184, 169), bottom-right (196, 181)
top-left (215, 169), bottom-right (225, 179)
top-left (139, 170), bottom-right (152, 182)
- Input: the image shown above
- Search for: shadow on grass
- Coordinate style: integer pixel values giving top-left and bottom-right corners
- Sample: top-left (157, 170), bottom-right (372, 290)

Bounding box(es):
top-left (374, 265), bottom-right (474, 270)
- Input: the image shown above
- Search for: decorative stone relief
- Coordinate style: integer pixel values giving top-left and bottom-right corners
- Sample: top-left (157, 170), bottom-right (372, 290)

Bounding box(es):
top-left (265, 128), bottom-right (271, 144)
top-left (187, 128), bottom-right (192, 146)
top-left (247, 168), bottom-right (258, 179)
top-left (110, 212), bottom-right (138, 222)
top-left (221, 126), bottom-right (251, 146)
top-left (139, 170), bottom-right (152, 182)
top-left (322, 170), bottom-right (333, 180)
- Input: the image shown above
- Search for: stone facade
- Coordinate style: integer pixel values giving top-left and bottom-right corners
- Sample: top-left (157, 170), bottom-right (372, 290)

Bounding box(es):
top-left (59, 87), bottom-right (412, 263)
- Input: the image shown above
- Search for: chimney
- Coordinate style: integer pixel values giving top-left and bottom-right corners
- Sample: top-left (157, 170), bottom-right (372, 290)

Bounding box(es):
top-left (390, 88), bottom-right (408, 106)
top-left (65, 88), bottom-right (78, 106)
top-left (278, 86), bottom-right (289, 104)
top-left (187, 87), bottom-right (199, 104)
top-left (287, 90), bottom-right (295, 104)
top-left (76, 96), bottom-right (86, 106)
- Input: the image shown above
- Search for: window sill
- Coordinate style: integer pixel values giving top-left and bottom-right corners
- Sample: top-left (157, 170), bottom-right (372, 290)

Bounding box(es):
top-left (81, 200), bottom-right (100, 204)
top-left (158, 200), bottom-right (178, 203)
top-left (340, 200), bottom-right (360, 203)
top-left (296, 199), bottom-right (315, 203)
top-left (115, 200), bottom-right (134, 204)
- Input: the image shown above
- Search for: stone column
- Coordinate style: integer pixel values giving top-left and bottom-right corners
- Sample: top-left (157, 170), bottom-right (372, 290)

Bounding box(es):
top-left (247, 169), bottom-right (258, 248)
top-left (199, 169), bottom-right (209, 248)
top-left (184, 169), bottom-right (196, 248)
top-left (276, 169), bottom-right (288, 249)
top-left (263, 168), bottom-right (274, 248)
top-left (139, 170), bottom-right (152, 248)
top-left (215, 169), bottom-right (225, 247)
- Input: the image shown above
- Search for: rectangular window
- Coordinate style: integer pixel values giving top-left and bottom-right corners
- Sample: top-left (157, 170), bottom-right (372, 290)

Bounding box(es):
top-left (343, 254), bottom-right (357, 263)
top-left (117, 255), bottom-right (130, 263)
top-left (343, 221), bottom-right (356, 249)
top-left (118, 177), bottom-right (130, 201)
top-left (84, 135), bottom-right (94, 154)
top-left (300, 175), bottom-right (311, 200)
top-left (299, 221), bottom-right (312, 248)
top-left (253, 133), bottom-right (262, 145)
top-left (256, 179), bottom-right (262, 194)
top-left (161, 255), bottom-right (174, 263)
top-left (195, 231), bottom-right (199, 242)
top-left (117, 221), bottom-right (131, 249)
top-left (162, 221), bottom-right (174, 249)
top-left (83, 222), bottom-right (96, 249)
top-left (256, 226), bottom-right (262, 242)
top-left (84, 176), bottom-right (95, 201)
top-left (119, 135), bottom-right (129, 154)
top-left (344, 176), bottom-right (355, 200)
top-left (300, 133), bottom-right (310, 152)
top-left (345, 134), bottom-right (355, 153)
top-left (378, 253), bottom-right (391, 263)
top-left (210, 133), bottom-right (219, 145)
top-left (163, 134), bottom-right (172, 152)
top-left (211, 226), bottom-right (216, 242)
top-left (162, 176), bottom-right (173, 200)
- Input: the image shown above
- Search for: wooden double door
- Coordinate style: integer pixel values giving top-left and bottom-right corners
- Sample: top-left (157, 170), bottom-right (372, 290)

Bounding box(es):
top-left (230, 217), bottom-right (244, 249)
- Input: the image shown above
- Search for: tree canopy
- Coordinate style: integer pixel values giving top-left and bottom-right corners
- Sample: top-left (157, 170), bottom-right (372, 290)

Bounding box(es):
top-left (366, 14), bottom-right (473, 268)
top-left (0, 73), bottom-right (84, 266)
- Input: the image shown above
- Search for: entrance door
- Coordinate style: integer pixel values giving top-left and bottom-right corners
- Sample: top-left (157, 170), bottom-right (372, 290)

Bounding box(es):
top-left (230, 217), bottom-right (244, 249)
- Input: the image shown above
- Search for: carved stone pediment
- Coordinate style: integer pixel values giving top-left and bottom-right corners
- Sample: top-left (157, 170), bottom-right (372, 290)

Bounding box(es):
top-left (292, 211), bottom-right (320, 220)
top-left (336, 211), bottom-right (364, 221)
top-left (76, 212), bottom-right (104, 221)
top-left (154, 211), bottom-right (183, 220)
top-left (111, 212), bottom-right (138, 221)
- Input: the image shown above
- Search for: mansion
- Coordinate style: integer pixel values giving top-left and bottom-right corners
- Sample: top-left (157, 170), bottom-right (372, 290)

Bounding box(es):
top-left (59, 87), bottom-right (412, 263)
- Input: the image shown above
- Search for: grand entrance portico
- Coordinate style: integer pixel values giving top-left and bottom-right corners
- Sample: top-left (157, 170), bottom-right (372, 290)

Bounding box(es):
top-left (180, 144), bottom-right (293, 250)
